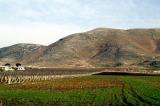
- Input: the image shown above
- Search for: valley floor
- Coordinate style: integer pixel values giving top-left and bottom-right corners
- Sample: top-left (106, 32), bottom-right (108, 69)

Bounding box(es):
top-left (0, 75), bottom-right (160, 106)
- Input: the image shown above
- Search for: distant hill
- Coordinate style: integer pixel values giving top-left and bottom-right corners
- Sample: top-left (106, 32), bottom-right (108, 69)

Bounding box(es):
top-left (1, 28), bottom-right (160, 67)
top-left (0, 43), bottom-right (46, 65)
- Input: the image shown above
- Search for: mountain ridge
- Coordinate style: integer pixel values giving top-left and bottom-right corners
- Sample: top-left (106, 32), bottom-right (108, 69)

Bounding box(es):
top-left (1, 28), bottom-right (160, 67)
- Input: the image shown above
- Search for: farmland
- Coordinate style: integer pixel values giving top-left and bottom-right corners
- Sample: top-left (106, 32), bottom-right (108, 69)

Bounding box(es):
top-left (0, 67), bottom-right (104, 84)
top-left (0, 67), bottom-right (159, 84)
top-left (0, 72), bottom-right (160, 106)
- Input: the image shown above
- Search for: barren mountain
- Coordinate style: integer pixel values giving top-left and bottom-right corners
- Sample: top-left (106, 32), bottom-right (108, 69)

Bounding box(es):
top-left (1, 28), bottom-right (160, 67)
top-left (29, 28), bottom-right (160, 67)
top-left (0, 43), bottom-right (46, 65)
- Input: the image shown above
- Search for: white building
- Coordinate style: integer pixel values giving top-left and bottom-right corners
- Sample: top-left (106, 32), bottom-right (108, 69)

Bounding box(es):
top-left (0, 66), bottom-right (14, 72)
top-left (0, 64), bottom-right (25, 72)
top-left (16, 66), bottom-right (25, 71)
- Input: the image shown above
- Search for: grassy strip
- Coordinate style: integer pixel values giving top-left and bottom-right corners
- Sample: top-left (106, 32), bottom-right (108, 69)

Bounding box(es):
top-left (0, 86), bottom-right (121, 106)
top-left (121, 76), bottom-right (160, 105)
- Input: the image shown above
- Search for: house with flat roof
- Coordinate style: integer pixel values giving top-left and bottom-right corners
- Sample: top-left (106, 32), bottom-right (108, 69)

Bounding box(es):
top-left (0, 63), bottom-right (25, 72)
top-left (0, 66), bottom-right (14, 72)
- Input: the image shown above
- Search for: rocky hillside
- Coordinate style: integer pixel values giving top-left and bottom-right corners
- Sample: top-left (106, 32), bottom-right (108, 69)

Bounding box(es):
top-left (0, 43), bottom-right (46, 65)
top-left (1, 28), bottom-right (160, 67)
top-left (30, 28), bottom-right (160, 67)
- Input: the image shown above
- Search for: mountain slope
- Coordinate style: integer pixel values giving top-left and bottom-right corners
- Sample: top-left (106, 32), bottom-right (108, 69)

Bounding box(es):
top-left (31, 28), bottom-right (160, 67)
top-left (0, 43), bottom-right (46, 65)
top-left (1, 28), bottom-right (160, 67)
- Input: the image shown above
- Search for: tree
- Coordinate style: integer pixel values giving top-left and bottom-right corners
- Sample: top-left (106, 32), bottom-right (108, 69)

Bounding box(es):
top-left (16, 63), bottom-right (21, 67)
top-left (4, 63), bottom-right (11, 66)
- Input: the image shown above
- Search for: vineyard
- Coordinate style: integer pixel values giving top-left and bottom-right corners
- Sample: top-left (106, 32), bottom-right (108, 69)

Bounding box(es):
top-left (0, 67), bottom-right (104, 84)
top-left (0, 67), bottom-right (160, 84)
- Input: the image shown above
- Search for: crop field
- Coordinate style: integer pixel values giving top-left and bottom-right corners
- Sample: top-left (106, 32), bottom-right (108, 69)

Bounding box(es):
top-left (0, 74), bottom-right (160, 106)
top-left (0, 68), bottom-right (104, 84)
top-left (0, 67), bottom-right (159, 84)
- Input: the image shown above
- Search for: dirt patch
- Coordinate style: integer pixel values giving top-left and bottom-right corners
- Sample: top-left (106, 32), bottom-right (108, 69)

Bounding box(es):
top-left (10, 78), bottom-right (122, 91)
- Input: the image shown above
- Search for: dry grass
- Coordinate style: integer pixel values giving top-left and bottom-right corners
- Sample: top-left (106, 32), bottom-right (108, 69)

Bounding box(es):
top-left (10, 76), bottom-right (122, 91)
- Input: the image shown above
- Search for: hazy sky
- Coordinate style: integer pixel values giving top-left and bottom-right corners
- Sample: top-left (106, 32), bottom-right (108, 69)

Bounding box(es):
top-left (0, 0), bottom-right (160, 47)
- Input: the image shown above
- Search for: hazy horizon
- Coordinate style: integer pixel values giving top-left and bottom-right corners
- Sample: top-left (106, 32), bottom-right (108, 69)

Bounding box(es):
top-left (0, 0), bottom-right (160, 48)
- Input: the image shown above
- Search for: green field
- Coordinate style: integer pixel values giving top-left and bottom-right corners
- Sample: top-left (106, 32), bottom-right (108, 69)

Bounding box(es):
top-left (0, 75), bottom-right (160, 106)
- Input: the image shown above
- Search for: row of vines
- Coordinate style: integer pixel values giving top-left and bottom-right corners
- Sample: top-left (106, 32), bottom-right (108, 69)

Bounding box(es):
top-left (0, 68), bottom-right (103, 84)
